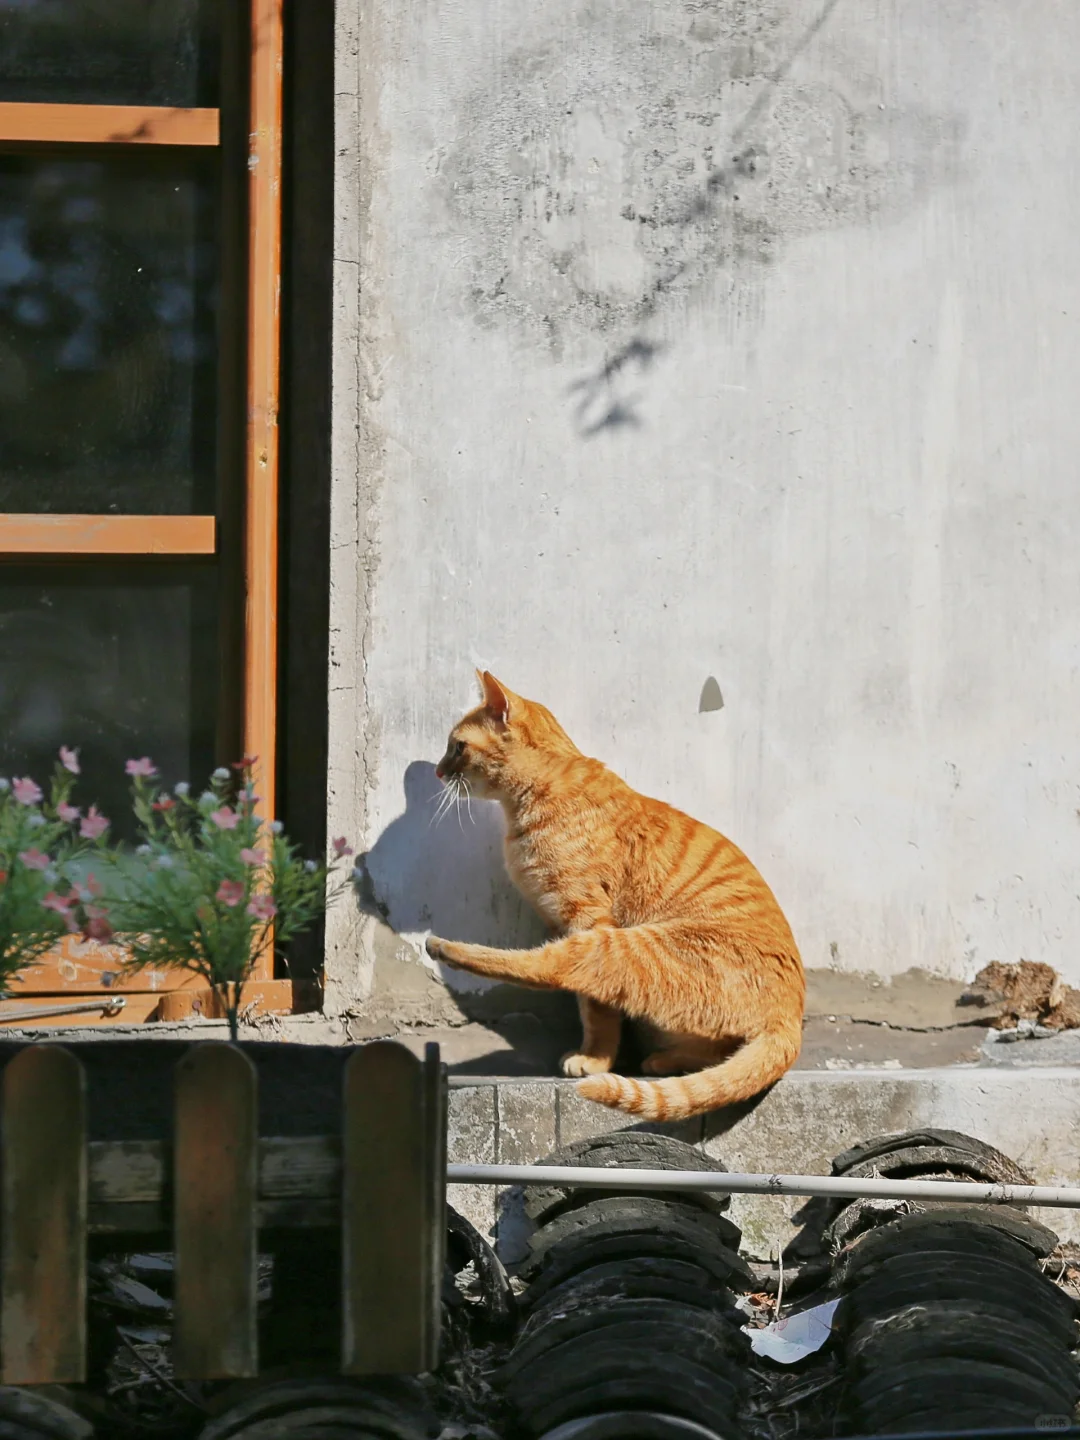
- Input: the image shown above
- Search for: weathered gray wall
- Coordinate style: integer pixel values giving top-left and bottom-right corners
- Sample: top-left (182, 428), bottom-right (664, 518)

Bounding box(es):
top-left (327, 0), bottom-right (1080, 1016)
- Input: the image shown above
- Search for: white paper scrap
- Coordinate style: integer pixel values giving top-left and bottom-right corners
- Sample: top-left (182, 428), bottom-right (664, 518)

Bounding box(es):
top-left (744, 1297), bottom-right (840, 1364)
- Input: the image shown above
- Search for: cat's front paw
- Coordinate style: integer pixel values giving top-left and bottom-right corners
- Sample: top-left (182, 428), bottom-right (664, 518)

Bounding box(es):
top-left (426, 935), bottom-right (453, 964)
top-left (561, 1051), bottom-right (614, 1078)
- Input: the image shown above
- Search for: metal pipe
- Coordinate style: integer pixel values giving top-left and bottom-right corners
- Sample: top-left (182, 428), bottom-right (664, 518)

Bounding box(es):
top-left (0, 997), bottom-right (127, 1024)
top-left (446, 1163), bottom-right (1080, 1211)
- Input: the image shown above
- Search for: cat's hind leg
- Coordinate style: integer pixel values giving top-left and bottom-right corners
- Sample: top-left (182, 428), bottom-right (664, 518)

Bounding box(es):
top-left (640, 1034), bottom-right (737, 1075)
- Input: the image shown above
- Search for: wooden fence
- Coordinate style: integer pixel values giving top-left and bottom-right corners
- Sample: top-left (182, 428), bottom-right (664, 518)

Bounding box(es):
top-left (0, 1040), bottom-right (446, 1384)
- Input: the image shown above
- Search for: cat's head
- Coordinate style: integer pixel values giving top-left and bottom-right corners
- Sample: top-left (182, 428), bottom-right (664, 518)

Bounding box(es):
top-left (435, 671), bottom-right (576, 798)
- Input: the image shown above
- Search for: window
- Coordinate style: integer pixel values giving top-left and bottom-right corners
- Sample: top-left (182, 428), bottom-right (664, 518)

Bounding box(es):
top-left (0, 1), bottom-right (289, 1023)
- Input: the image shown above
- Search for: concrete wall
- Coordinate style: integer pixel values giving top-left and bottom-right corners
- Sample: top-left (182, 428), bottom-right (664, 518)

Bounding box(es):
top-left (328, 0), bottom-right (1080, 1018)
top-left (447, 1067), bottom-right (1080, 1255)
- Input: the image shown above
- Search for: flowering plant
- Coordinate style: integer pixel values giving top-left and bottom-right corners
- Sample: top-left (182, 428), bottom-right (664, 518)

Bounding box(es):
top-left (101, 758), bottom-right (353, 1040)
top-left (0, 747), bottom-right (113, 982)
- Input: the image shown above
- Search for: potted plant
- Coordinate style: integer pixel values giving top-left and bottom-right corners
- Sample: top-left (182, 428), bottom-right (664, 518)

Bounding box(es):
top-left (101, 758), bottom-right (353, 1040)
top-left (0, 747), bottom-right (113, 986)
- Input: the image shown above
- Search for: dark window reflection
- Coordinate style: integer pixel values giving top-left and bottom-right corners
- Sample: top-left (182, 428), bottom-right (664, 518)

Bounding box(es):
top-left (0, 1), bottom-right (218, 107)
top-left (0, 565), bottom-right (218, 840)
top-left (0, 155), bottom-right (218, 514)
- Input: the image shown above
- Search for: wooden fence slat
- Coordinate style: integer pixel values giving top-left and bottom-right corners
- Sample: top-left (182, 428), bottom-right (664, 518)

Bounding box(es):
top-left (0, 1045), bottom-right (87, 1383)
top-left (342, 1041), bottom-right (447, 1374)
top-left (423, 1042), bottom-right (448, 1366)
top-left (173, 1044), bottom-right (258, 1379)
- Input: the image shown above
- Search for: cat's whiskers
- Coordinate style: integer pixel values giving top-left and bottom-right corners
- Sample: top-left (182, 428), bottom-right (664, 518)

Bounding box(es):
top-left (431, 773), bottom-right (475, 829)
top-left (428, 790), bottom-right (445, 828)
top-left (430, 781), bottom-right (458, 828)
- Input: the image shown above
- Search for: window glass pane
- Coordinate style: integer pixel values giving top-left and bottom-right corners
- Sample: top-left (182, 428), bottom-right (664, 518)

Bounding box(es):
top-left (0, 564), bottom-right (219, 840)
top-left (0, 154), bottom-right (218, 514)
top-left (0, 1), bottom-right (218, 108)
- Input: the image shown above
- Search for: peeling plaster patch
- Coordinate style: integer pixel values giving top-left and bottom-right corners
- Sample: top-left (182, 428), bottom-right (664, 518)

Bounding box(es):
top-left (441, 1), bottom-right (963, 351)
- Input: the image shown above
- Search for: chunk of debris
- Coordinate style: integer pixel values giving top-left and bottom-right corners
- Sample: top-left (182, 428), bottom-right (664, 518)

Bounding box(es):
top-left (964, 960), bottom-right (1080, 1031)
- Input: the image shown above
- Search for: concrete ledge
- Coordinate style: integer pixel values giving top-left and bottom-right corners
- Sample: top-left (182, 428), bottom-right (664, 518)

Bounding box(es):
top-left (0, 1013), bottom-right (352, 1044)
top-left (447, 1069), bottom-right (1080, 1257)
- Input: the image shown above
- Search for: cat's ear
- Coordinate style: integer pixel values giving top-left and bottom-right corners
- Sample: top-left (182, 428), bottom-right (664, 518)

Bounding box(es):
top-left (477, 669), bottom-right (511, 725)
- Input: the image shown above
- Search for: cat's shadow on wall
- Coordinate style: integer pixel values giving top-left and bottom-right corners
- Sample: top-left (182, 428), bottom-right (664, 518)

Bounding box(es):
top-left (356, 759), bottom-right (550, 953)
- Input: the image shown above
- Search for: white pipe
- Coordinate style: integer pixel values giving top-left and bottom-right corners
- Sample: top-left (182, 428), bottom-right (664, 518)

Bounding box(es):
top-left (446, 1163), bottom-right (1080, 1211)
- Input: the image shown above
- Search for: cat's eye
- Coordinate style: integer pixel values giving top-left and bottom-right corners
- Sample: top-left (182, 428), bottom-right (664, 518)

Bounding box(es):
top-left (454, 740), bottom-right (466, 758)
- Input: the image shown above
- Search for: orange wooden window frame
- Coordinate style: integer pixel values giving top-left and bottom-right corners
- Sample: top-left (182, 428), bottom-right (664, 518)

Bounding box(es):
top-left (0, 103), bottom-right (219, 147)
top-left (0, 515), bottom-right (216, 556)
top-left (0, 1), bottom-right (286, 1000)
top-left (245, 0), bottom-right (285, 848)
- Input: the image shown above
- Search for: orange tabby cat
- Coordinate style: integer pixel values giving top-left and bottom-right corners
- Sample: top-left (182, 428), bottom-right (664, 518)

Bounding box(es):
top-left (426, 672), bottom-right (805, 1120)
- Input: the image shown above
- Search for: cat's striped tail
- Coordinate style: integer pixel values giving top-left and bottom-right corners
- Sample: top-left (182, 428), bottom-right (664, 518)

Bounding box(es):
top-left (576, 1026), bottom-right (801, 1121)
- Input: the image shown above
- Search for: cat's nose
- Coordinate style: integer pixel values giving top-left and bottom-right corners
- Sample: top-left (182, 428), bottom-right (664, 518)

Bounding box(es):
top-left (435, 764), bottom-right (445, 780)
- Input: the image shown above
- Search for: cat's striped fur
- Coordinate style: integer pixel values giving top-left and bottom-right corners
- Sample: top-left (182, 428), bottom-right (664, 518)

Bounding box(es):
top-left (427, 672), bottom-right (805, 1120)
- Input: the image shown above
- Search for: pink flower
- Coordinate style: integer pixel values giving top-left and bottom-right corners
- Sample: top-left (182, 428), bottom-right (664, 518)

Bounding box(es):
top-left (12, 777), bottom-right (42, 806)
top-left (216, 880), bottom-right (244, 908)
top-left (125, 757), bottom-right (157, 778)
top-left (209, 806), bottom-right (239, 830)
top-left (18, 849), bottom-right (51, 871)
top-left (59, 746), bottom-right (80, 775)
top-left (246, 893), bottom-right (277, 922)
top-left (232, 756), bottom-right (259, 771)
top-left (151, 797), bottom-right (175, 813)
top-left (80, 806), bottom-right (109, 840)
top-left (41, 891), bottom-right (78, 933)
top-left (332, 836), bottom-right (354, 858)
top-left (240, 847), bottom-right (266, 866)
top-left (84, 872), bottom-right (101, 896)
top-left (57, 802), bottom-right (80, 824)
